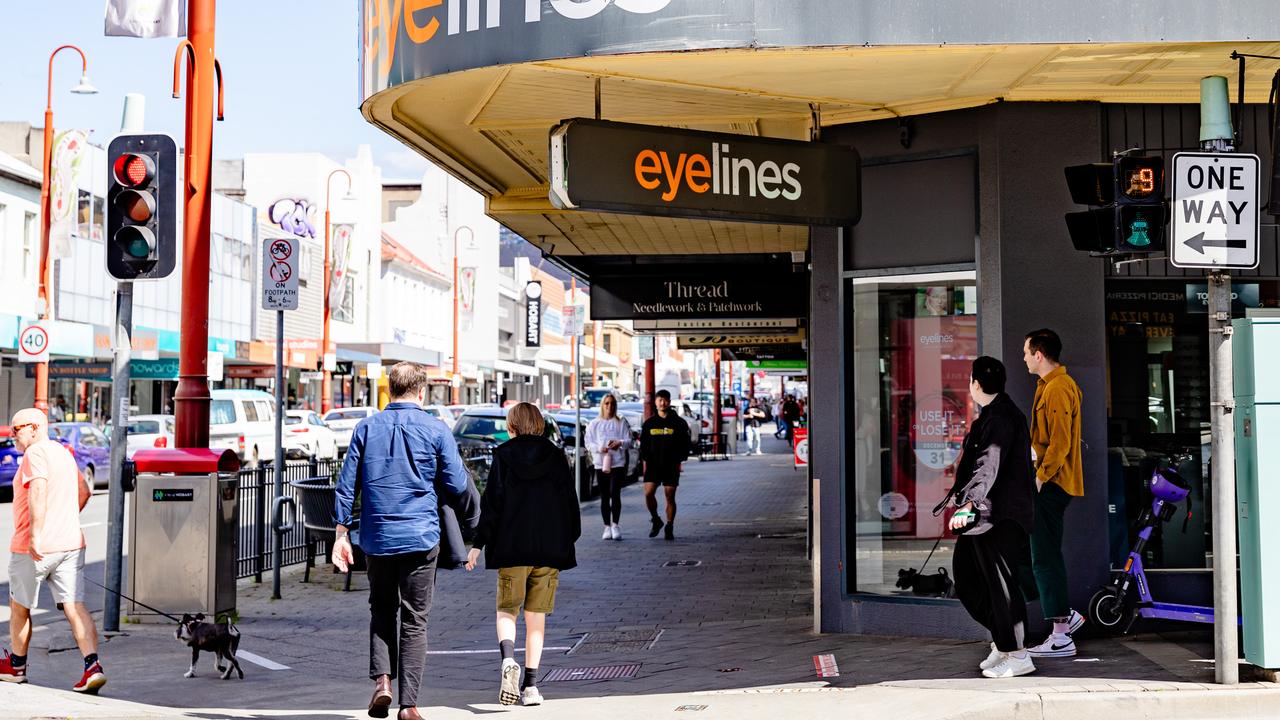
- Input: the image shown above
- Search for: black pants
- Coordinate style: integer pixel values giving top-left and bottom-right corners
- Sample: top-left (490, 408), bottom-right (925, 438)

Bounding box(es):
top-left (954, 522), bottom-right (1030, 653)
top-left (597, 467), bottom-right (625, 525)
top-left (1030, 481), bottom-right (1073, 620)
top-left (367, 547), bottom-right (439, 708)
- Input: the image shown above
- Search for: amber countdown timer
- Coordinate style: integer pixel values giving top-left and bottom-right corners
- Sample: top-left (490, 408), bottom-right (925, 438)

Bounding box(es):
top-left (1117, 156), bottom-right (1163, 200)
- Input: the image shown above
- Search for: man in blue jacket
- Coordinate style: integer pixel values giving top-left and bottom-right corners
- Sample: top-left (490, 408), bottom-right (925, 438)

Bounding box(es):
top-left (333, 362), bottom-right (473, 720)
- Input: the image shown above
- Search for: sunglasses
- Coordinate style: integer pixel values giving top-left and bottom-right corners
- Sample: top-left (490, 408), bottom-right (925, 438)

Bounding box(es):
top-left (11, 423), bottom-right (38, 433)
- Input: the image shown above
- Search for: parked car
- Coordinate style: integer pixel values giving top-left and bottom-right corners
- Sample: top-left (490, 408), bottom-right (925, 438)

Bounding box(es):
top-left (452, 406), bottom-right (568, 492)
top-left (322, 406), bottom-right (378, 453)
top-left (0, 426), bottom-right (76, 498)
top-left (283, 410), bottom-right (339, 460)
top-left (48, 422), bottom-right (111, 488)
top-left (423, 404), bottom-right (456, 429)
top-left (552, 410), bottom-right (596, 484)
top-left (105, 414), bottom-right (175, 459)
top-left (209, 389), bottom-right (278, 466)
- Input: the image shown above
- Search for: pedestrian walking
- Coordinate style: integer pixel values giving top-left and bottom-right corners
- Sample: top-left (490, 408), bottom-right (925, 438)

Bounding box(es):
top-left (0, 408), bottom-right (105, 693)
top-left (1021, 328), bottom-right (1087, 658)
top-left (584, 394), bottom-right (632, 541)
top-left (333, 362), bottom-right (478, 720)
top-left (743, 398), bottom-right (766, 455)
top-left (640, 390), bottom-right (691, 541)
top-left (946, 358), bottom-right (1038, 678)
top-left (781, 395), bottom-right (801, 443)
top-left (773, 396), bottom-right (787, 438)
top-left (48, 396), bottom-right (66, 423)
top-left (465, 402), bottom-right (580, 707)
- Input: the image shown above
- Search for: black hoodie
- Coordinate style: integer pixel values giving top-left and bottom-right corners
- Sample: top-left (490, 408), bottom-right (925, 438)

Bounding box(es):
top-left (472, 434), bottom-right (582, 570)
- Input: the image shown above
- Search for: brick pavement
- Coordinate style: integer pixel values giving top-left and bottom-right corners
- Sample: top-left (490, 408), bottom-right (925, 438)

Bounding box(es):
top-left (6, 434), bottom-right (1277, 719)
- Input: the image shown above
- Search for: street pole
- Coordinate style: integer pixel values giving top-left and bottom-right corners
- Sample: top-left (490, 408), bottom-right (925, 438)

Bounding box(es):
top-left (644, 353), bottom-right (655, 421)
top-left (452, 231), bottom-right (461, 405)
top-left (575, 329), bottom-right (582, 502)
top-left (173, 0), bottom-right (217, 448)
top-left (104, 93), bottom-right (144, 633)
top-left (1200, 75), bottom-right (1239, 686)
top-left (713, 349), bottom-right (722, 455)
top-left (36, 45), bottom-right (97, 413)
top-left (272, 310), bottom-right (285, 599)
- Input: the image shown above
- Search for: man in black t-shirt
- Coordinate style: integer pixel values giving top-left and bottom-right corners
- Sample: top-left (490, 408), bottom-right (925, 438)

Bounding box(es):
top-left (640, 390), bottom-right (691, 541)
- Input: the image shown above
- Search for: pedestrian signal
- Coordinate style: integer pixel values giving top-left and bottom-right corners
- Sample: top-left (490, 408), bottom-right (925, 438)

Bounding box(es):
top-left (1064, 154), bottom-right (1167, 255)
top-left (106, 133), bottom-right (178, 280)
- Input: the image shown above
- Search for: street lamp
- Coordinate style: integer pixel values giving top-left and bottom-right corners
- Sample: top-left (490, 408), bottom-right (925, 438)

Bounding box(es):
top-left (322, 168), bottom-right (356, 414)
top-left (452, 225), bottom-right (473, 405)
top-left (35, 45), bottom-right (97, 412)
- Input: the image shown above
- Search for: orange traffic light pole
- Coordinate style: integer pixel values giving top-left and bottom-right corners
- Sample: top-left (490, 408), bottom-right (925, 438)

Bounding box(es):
top-left (172, 0), bottom-right (221, 448)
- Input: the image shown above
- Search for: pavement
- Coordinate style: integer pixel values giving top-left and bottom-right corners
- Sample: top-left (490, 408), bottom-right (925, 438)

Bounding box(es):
top-left (1, 434), bottom-right (1277, 719)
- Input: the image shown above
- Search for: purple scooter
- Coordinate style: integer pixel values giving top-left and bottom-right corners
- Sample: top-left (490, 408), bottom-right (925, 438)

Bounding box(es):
top-left (1088, 467), bottom-right (1225, 633)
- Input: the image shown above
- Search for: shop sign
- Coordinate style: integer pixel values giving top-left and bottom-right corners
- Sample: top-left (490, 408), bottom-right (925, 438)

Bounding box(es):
top-left (635, 318), bottom-right (799, 332)
top-left (130, 358), bottom-right (181, 380)
top-left (745, 360), bottom-right (807, 371)
top-left (1185, 282), bottom-right (1260, 314)
top-left (225, 365), bottom-right (276, 379)
top-left (550, 119), bottom-right (861, 226)
top-left (524, 281), bottom-right (542, 347)
top-left (720, 343), bottom-right (807, 362)
top-left (591, 270), bottom-right (807, 321)
top-left (793, 427), bottom-right (809, 467)
top-left (27, 362), bottom-right (112, 380)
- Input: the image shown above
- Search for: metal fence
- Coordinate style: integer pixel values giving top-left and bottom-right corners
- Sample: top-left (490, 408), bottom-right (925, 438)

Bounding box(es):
top-left (235, 457), bottom-right (343, 581)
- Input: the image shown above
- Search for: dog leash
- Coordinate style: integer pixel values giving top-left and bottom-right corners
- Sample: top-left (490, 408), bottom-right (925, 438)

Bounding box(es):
top-left (81, 576), bottom-right (184, 622)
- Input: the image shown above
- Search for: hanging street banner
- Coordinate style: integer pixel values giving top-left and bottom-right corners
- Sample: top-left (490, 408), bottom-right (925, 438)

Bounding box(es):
top-left (49, 130), bottom-right (88, 258)
top-left (1170, 152), bottom-right (1260, 270)
top-left (524, 281), bottom-right (542, 347)
top-left (550, 119), bottom-right (860, 226)
top-left (329, 223), bottom-right (356, 312)
top-left (590, 269), bottom-right (808, 321)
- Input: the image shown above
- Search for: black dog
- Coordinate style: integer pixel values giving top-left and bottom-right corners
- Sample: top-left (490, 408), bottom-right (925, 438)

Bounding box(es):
top-left (896, 567), bottom-right (954, 597)
top-left (175, 613), bottom-right (244, 679)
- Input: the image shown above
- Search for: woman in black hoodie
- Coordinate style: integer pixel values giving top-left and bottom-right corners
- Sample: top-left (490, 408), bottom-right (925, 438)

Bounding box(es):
top-left (465, 402), bottom-right (581, 707)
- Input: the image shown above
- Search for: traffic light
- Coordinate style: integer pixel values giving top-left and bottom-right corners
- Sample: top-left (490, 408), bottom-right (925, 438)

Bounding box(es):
top-left (106, 133), bottom-right (178, 280)
top-left (1063, 154), bottom-right (1166, 255)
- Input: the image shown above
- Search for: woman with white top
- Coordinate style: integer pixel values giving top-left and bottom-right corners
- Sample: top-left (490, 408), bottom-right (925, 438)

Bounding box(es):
top-left (584, 394), bottom-right (632, 540)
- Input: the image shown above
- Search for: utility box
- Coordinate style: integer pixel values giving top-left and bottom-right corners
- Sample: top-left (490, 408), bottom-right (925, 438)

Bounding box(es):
top-left (127, 449), bottom-right (241, 622)
top-left (1232, 317), bottom-right (1280, 670)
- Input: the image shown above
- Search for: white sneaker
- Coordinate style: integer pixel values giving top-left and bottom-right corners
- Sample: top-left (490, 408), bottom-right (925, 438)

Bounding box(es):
top-left (979, 642), bottom-right (1004, 671)
top-left (1027, 633), bottom-right (1076, 658)
top-left (499, 658), bottom-right (520, 705)
top-left (1067, 608), bottom-right (1086, 635)
top-left (982, 652), bottom-right (1035, 678)
top-left (610, 524), bottom-right (622, 540)
top-left (521, 685), bottom-right (544, 706)
top-left (602, 526), bottom-right (613, 540)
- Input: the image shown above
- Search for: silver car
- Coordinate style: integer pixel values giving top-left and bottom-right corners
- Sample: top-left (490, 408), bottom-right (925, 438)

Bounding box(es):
top-left (322, 406), bottom-right (378, 453)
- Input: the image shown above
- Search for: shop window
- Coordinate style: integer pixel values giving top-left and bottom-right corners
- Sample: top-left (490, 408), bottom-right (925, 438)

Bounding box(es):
top-left (848, 273), bottom-right (979, 596)
top-left (1103, 280), bottom-right (1280, 570)
top-left (23, 212), bottom-right (36, 279)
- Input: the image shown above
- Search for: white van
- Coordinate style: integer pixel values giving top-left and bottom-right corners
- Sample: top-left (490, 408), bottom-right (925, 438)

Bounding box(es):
top-left (209, 389), bottom-right (278, 466)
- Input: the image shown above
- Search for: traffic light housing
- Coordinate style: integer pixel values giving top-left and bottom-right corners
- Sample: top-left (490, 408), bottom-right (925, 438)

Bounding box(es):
top-left (106, 133), bottom-right (178, 280)
top-left (1063, 155), bottom-right (1166, 255)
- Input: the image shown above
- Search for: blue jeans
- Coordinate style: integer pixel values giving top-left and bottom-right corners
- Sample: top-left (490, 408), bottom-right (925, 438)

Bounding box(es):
top-left (745, 425), bottom-right (761, 453)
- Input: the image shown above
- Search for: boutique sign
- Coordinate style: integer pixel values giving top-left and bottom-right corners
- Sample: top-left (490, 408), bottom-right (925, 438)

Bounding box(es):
top-left (550, 119), bottom-right (861, 226)
top-left (590, 269), bottom-right (807, 321)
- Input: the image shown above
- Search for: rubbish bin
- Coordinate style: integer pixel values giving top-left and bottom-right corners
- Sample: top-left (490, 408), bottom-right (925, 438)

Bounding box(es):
top-left (127, 448), bottom-right (241, 622)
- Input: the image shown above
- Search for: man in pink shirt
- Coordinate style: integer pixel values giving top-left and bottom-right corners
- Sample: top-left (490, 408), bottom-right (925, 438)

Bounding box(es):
top-left (0, 408), bottom-right (105, 693)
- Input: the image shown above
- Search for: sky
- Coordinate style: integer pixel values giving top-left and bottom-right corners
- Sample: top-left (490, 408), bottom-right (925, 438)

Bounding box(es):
top-left (0, 1), bottom-right (431, 179)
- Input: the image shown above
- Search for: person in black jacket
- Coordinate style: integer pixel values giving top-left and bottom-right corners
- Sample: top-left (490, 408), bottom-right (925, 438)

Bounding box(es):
top-left (948, 356), bottom-right (1037, 679)
top-left (465, 403), bottom-right (580, 707)
top-left (639, 389), bottom-right (691, 541)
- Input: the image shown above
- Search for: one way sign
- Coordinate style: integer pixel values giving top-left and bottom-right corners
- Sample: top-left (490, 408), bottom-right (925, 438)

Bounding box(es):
top-left (1171, 152), bottom-right (1260, 269)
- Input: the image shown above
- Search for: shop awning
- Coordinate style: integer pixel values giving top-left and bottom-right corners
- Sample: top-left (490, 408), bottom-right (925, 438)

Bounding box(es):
top-left (337, 346), bottom-right (382, 365)
top-left (495, 359), bottom-right (538, 378)
top-left (345, 343), bottom-right (443, 367)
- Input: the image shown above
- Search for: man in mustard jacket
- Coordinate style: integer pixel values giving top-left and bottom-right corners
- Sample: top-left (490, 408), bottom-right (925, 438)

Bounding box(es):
top-left (1021, 329), bottom-right (1086, 658)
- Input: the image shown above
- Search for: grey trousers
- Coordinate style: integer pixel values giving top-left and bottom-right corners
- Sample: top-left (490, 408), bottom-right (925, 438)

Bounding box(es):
top-left (367, 547), bottom-right (439, 708)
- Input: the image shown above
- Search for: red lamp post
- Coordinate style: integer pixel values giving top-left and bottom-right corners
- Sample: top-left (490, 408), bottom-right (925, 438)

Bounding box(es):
top-left (451, 225), bottom-right (473, 405)
top-left (321, 168), bottom-right (354, 414)
top-left (35, 45), bottom-right (97, 413)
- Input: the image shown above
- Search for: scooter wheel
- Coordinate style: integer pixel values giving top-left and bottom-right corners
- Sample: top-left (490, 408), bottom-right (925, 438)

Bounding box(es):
top-left (1088, 587), bottom-right (1130, 634)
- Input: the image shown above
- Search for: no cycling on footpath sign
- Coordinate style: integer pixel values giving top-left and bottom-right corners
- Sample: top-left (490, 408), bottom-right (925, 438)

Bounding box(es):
top-left (1170, 152), bottom-right (1260, 270)
top-left (262, 236), bottom-right (299, 311)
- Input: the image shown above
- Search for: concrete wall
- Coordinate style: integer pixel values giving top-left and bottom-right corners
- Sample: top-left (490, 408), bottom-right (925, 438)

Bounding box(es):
top-left (818, 102), bottom-right (1110, 636)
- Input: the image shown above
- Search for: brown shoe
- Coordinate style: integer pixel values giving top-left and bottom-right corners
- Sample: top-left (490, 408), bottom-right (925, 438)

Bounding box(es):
top-left (397, 708), bottom-right (423, 720)
top-left (368, 675), bottom-right (392, 718)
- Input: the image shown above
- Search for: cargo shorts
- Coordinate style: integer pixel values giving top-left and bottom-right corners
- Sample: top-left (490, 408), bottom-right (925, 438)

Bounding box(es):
top-left (497, 566), bottom-right (559, 614)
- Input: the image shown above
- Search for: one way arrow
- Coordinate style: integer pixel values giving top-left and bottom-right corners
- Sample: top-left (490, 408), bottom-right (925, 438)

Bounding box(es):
top-left (1183, 232), bottom-right (1248, 254)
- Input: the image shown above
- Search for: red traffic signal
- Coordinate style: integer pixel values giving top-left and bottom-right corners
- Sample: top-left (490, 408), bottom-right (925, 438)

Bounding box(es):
top-left (106, 134), bottom-right (177, 280)
top-left (113, 153), bottom-right (154, 187)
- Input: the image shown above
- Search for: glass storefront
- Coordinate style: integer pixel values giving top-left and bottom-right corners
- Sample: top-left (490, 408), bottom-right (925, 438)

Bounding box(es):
top-left (1105, 278), bottom-right (1280, 571)
top-left (849, 273), bottom-right (979, 596)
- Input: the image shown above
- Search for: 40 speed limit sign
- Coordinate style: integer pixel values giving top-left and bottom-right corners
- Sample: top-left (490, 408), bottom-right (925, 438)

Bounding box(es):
top-left (18, 323), bottom-right (50, 363)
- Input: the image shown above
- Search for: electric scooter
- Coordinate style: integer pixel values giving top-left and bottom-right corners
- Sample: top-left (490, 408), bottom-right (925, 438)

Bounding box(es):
top-left (1088, 466), bottom-right (1231, 634)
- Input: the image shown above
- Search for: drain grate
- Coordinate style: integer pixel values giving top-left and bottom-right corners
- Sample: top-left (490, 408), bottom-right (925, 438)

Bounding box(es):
top-left (756, 532), bottom-right (805, 539)
top-left (542, 664), bottom-right (641, 682)
top-left (569, 628), bottom-right (664, 654)
top-left (662, 559), bottom-right (702, 567)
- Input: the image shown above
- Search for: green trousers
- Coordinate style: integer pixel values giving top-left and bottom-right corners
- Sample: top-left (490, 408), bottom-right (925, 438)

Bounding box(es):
top-left (1030, 481), bottom-right (1073, 620)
